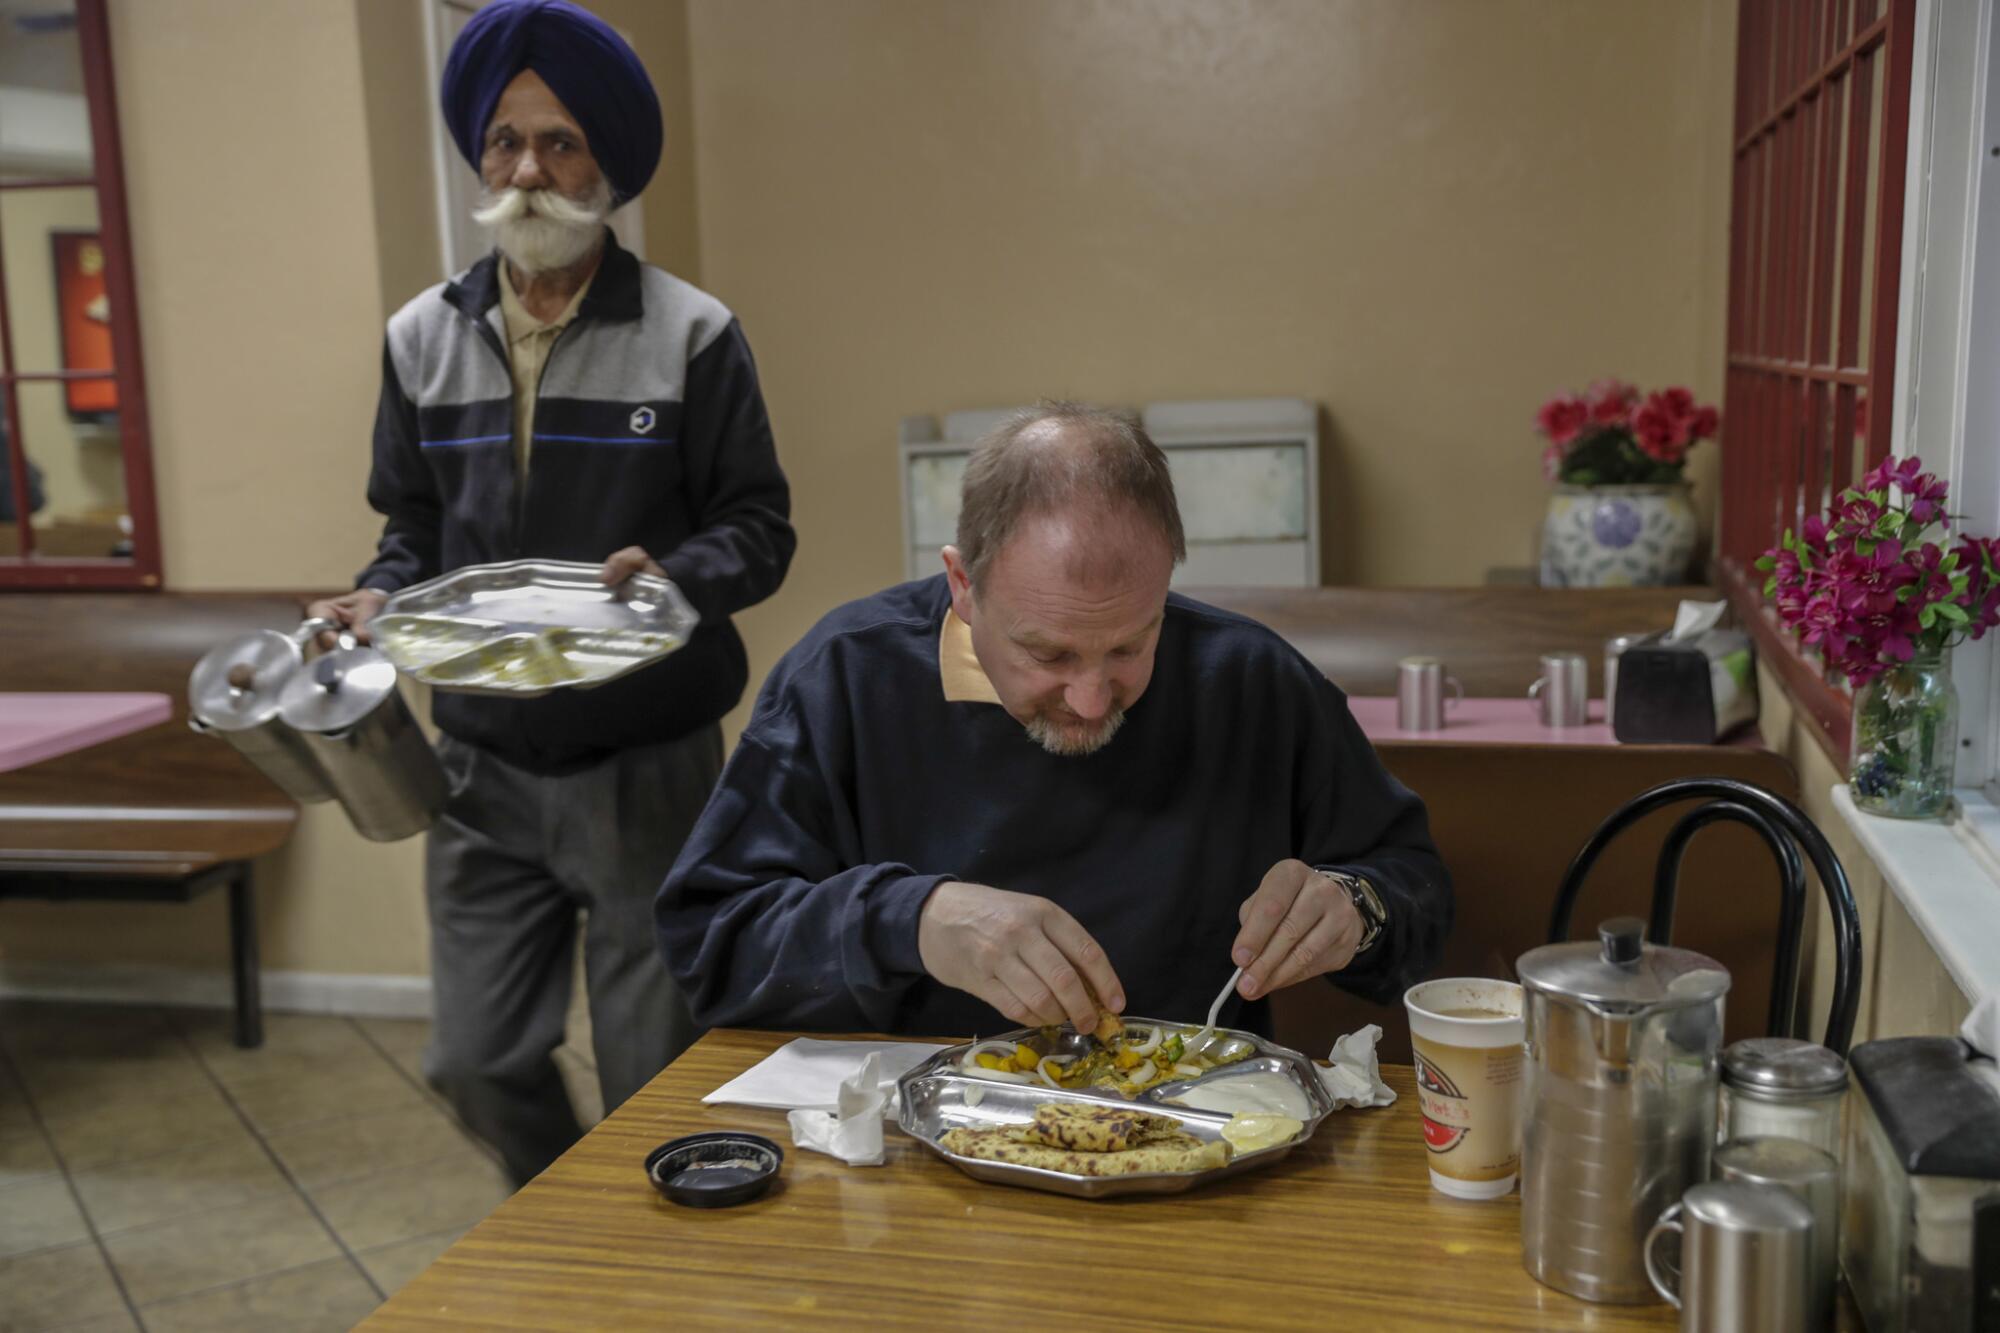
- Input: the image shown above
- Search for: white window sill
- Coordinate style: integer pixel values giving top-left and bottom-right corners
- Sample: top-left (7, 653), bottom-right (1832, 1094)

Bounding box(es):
top-left (1831, 784), bottom-right (2000, 1003)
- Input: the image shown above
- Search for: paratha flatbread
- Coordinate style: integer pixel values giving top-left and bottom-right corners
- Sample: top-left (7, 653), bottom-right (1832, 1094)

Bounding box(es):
top-left (940, 1125), bottom-right (1230, 1176)
top-left (1020, 1103), bottom-right (1180, 1153)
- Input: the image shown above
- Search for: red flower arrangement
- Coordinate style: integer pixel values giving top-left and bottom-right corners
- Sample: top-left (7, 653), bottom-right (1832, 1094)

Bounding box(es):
top-left (1536, 378), bottom-right (1720, 485)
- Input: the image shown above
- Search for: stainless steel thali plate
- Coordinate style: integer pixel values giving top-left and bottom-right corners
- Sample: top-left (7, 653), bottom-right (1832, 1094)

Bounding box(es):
top-left (896, 1018), bottom-right (1334, 1199)
top-left (374, 560), bottom-right (700, 697)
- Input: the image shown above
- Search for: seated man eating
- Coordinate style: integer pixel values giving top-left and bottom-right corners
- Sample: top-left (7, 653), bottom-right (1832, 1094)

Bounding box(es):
top-left (657, 402), bottom-right (1451, 1038)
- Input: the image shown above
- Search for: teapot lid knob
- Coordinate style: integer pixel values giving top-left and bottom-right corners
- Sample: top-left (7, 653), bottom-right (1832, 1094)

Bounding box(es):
top-left (1598, 917), bottom-right (1646, 966)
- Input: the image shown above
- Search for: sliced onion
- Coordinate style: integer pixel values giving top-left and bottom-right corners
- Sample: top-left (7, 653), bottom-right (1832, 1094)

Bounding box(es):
top-left (963, 1064), bottom-right (1037, 1084)
top-left (959, 1040), bottom-right (1019, 1073)
top-left (1173, 1062), bottom-right (1204, 1079)
top-left (1035, 1056), bottom-right (1067, 1088)
top-left (1125, 1026), bottom-right (1164, 1057)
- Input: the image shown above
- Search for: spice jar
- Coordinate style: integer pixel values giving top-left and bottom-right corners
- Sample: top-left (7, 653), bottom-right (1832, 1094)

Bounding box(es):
top-left (1718, 1037), bottom-right (1848, 1158)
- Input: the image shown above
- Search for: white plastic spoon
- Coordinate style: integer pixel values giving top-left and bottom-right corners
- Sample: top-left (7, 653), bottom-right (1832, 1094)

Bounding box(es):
top-left (1184, 966), bottom-right (1244, 1059)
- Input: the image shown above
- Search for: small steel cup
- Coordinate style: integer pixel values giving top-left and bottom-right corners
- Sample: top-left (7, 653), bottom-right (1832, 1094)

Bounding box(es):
top-left (1603, 633), bottom-right (1652, 732)
top-left (1397, 656), bottom-right (1463, 732)
top-left (1528, 652), bottom-right (1589, 728)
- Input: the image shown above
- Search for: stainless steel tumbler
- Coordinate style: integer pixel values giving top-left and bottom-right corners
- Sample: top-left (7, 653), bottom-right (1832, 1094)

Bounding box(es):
top-left (1604, 633), bottom-right (1652, 732)
top-left (1528, 652), bottom-right (1590, 727)
top-left (1396, 656), bottom-right (1462, 731)
top-left (1645, 1181), bottom-right (1813, 1331)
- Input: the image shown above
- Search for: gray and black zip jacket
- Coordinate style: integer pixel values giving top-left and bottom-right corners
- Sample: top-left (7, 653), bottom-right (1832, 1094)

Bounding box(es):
top-left (357, 233), bottom-right (794, 772)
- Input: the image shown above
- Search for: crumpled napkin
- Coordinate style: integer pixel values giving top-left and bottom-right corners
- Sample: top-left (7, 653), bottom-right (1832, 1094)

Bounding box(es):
top-left (1963, 993), bottom-right (1999, 1058)
top-left (1318, 1023), bottom-right (1397, 1108)
top-left (701, 1038), bottom-right (945, 1111)
top-left (787, 1051), bottom-right (891, 1166)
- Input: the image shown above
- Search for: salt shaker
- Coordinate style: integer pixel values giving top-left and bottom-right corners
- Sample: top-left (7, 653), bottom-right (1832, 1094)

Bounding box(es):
top-left (1714, 1137), bottom-right (1841, 1332)
top-left (1718, 1037), bottom-right (1848, 1158)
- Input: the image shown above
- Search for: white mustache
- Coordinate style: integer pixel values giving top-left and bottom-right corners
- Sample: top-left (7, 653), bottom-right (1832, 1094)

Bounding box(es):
top-left (471, 184), bottom-right (608, 229)
top-left (473, 181), bottom-right (612, 274)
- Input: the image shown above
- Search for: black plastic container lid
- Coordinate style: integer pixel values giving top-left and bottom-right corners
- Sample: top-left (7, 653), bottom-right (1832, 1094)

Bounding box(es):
top-left (646, 1133), bottom-right (782, 1208)
top-left (1850, 1037), bottom-right (2000, 1180)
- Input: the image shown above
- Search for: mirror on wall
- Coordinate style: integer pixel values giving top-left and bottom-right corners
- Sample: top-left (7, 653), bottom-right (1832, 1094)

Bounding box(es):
top-left (0, 0), bottom-right (158, 585)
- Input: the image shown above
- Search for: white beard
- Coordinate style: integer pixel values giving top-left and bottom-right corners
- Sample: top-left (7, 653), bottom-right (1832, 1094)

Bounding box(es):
top-left (472, 179), bottom-right (612, 275)
top-left (1025, 706), bottom-right (1126, 757)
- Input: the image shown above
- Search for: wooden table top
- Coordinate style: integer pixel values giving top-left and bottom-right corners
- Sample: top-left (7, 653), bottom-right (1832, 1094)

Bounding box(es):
top-left (365, 1029), bottom-right (1724, 1332)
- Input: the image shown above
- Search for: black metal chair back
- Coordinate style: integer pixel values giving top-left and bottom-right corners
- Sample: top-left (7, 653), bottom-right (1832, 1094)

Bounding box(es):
top-left (1546, 777), bottom-right (1862, 1055)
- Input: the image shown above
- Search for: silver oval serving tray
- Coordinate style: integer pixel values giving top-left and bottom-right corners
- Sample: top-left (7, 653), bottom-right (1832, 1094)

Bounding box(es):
top-left (896, 1018), bottom-right (1334, 1199)
top-left (373, 559), bottom-right (700, 697)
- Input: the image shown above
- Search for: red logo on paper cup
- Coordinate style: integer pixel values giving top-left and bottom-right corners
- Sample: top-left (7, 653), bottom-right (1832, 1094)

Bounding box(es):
top-left (1415, 1052), bottom-right (1469, 1155)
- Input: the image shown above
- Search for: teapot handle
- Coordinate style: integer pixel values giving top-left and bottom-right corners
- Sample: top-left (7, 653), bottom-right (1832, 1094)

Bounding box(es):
top-left (1643, 1203), bottom-right (1685, 1309)
top-left (291, 617), bottom-right (357, 655)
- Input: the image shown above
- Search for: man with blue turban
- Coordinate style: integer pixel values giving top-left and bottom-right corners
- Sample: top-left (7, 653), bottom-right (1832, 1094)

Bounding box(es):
top-left (310, 0), bottom-right (795, 1186)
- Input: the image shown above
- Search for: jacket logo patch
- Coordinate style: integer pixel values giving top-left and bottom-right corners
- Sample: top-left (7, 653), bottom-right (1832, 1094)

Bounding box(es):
top-left (630, 405), bottom-right (658, 435)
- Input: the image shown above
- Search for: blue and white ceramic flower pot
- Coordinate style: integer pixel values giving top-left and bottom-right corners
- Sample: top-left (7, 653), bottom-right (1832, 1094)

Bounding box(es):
top-left (1540, 483), bottom-right (1698, 587)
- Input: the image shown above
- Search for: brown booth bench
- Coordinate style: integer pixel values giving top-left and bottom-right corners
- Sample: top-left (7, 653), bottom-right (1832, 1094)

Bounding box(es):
top-left (0, 594), bottom-right (308, 1047)
top-left (1193, 586), bottom-right (1802, 1065)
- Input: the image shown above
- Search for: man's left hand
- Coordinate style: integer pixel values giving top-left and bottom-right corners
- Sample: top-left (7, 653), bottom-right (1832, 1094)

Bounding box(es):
top-left (1230, 859), bottom-right (1365, 1001)
top-left (600, 546), bottom-right (665, 587)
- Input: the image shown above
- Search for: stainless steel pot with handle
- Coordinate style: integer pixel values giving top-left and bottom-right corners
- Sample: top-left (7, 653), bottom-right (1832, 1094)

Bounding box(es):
top-left (186, 617), bottom-right (339, 803)
top-left (276, 642), bottom-right (445, 843)
top-left (1517, 917), bottom-right (1731, 1304)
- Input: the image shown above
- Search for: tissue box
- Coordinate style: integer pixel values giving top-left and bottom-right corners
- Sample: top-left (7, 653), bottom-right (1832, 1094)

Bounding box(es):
top-left (1613, 630), bottom-right (1757, 745)
top-left (1841, 1037), bottom-right (2000, 1332)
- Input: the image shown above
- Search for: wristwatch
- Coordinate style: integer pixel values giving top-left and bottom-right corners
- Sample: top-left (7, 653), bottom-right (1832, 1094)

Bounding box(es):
top-left (1319, 869), bottom-right (1387, 955)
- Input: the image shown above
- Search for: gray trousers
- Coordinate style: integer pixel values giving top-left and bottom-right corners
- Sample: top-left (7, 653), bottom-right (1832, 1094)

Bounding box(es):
top-left (422, 728), bottom-right (723, 1185)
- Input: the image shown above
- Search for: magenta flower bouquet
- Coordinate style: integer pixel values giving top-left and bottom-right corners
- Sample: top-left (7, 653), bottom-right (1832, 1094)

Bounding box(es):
top-left (1758, 456), bottom-right (2000, 816)
top-left (1757, 456), bottom-right (2000, 684)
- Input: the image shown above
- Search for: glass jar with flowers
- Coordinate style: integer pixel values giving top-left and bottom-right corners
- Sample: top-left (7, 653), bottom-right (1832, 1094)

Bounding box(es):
top-left (1535, 379), bottom-right (1719, 586)
top-left (1758, 456), bottom-right (2000, 819)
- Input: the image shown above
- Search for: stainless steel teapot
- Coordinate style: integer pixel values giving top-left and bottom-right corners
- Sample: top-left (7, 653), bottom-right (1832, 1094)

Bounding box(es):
top-left (1517, 917), bottom-right (1730, 1304)
top-left (189, 618), bottom-right (444, 842)
top-left (277, 644), bottom-right (445, 843)
top-left (187, 617), bottom-right (339, 804)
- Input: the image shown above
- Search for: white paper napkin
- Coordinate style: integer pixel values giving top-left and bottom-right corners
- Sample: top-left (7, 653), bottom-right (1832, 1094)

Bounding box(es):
top-left (701, 1037), bottom-right (946, 1111)
top-left (1963, 994), bottom-right (2000, 1059)
top-left (787, 1051), bottom-right (894, 1166)
top-left (1318, 1024), bottom-right (1397, 1108)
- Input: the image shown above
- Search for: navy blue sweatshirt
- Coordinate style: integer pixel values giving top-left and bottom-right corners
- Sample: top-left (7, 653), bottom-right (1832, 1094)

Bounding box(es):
top-left (657, 576), bottom-right (1452, 1038)
top-left (358, 234), bottom-right (794, 771)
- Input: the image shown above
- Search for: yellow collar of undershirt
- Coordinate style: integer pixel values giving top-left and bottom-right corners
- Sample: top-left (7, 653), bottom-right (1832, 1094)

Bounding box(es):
top-left (938, 608), bottom-right (1003, 704)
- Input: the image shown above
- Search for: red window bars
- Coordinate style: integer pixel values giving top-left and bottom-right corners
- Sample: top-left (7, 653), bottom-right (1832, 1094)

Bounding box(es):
top-left (0, 0), bottom-right (161, 588)
top-left (1718, 0), bottom-right (1917, 754)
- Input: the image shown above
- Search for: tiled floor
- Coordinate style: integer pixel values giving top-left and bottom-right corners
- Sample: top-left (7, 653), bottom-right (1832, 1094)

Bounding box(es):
top-left (0, 1002), bottom-right (549, 1332)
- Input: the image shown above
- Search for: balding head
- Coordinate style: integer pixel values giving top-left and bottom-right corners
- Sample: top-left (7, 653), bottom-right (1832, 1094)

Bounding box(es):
top-left (953, 403), bottom-right (1186, 594)
top-left (941, 403), bottom-right (1185, 757)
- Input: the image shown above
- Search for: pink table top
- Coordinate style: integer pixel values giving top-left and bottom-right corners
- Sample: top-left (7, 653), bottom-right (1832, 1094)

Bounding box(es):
top-left (0, 692), bottom-right (175, 773)
top-left (1348, 695), bottom-right (1618, 746)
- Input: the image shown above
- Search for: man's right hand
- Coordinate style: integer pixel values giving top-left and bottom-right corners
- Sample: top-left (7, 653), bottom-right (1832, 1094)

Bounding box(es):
top-left (304, 588), bottom-right (388, 650)
top-left (916, 881), bottom-right (1125, 1032)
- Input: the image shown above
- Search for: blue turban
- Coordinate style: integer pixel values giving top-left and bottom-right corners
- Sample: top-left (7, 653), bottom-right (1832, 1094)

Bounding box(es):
top-left (440, 0), bottom-right (662, 205)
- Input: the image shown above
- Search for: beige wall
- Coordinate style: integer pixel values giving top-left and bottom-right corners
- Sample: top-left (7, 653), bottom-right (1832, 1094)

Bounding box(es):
top-left (685, 0), bottom-right (1740, 699)
top-left (4, 2), bottom-right (1746, 989)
